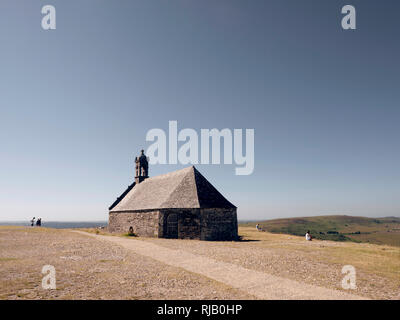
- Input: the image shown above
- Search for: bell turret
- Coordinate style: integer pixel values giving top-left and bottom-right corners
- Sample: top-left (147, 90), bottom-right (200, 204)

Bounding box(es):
top-left (135, 149), bottom-right (149, 184)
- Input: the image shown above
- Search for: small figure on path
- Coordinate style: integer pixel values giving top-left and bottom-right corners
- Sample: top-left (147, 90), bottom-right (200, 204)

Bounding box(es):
top-left (256, 224), bottom-right (262, 231)
top-left (30, 217), bottom-right (35, 227)
top-left (36, 218), bottom-right (42, 227)
top-left (305, 230), bottom-right (312, 241)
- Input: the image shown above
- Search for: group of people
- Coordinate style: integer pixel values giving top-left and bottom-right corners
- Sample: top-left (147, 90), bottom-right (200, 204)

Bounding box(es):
top-left (30, 217), bottom-right (42, 227)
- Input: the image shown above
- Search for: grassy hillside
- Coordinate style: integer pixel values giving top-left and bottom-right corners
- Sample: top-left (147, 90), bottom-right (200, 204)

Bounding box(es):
top-left (240, 215), bottom-right (400, 246)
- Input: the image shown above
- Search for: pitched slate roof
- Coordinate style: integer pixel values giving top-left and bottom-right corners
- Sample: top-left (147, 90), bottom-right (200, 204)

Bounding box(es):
top-left (110, 166), bottom-right (236, 212)
top-left (108, 182), bottom-right (135, 211)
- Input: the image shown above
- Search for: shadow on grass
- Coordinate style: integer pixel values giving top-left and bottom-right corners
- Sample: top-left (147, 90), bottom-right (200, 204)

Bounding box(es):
top-left (235, 236), bottom-right (260, 242)
top-left (123, 233), bottom-right (137, 237)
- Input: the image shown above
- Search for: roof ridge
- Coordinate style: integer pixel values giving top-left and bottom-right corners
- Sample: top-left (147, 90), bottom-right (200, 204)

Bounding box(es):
top-left (146, 166), bottom-right (193, 181)
top-left (110, 165), bottom-right (235, 212)
top-left (191, 166), bottom-right (201, 208)
top-left (192, 167), bottom-right (237, 209)
top-left (159, 166), bottom-right (196, 208)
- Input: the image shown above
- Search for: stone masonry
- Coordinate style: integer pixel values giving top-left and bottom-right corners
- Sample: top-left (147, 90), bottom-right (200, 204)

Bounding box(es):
top-left (108, 151), bottom-right (238, 241)
top-left (109, 208), bottom-right (238, 240)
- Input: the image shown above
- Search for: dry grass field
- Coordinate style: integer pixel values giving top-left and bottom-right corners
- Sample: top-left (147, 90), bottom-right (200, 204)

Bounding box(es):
top-left (141, 227), bottom-right (399, 299)
top-left (0, 226), bottom-right (252, 300)
top-left (241, 215), bottom-right (400, 246)
top-left (0, 226), bottom-right (399, 300)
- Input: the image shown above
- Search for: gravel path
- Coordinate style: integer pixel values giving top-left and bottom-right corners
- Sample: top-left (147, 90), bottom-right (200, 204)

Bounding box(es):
top-left (0, 227), bottom-right (253, 300)
top-left (75, 231), bottom-right (367, 300)
top-left (141, 232), bottom-right (399, 299)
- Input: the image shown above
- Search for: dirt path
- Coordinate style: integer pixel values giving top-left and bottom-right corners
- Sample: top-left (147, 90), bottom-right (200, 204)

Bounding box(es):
top-left (74, 231), bottom-right (367, 300)
top-left (1, 227), bottom-right (252, 299)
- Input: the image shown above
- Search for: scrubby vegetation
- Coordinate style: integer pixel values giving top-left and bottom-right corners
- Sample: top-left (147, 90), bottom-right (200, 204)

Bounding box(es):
top-left (240, 215), bottom-right (400, 246)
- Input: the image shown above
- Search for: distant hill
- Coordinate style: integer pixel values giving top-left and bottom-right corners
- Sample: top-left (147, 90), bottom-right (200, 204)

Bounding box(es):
top-left (239, 215), bottom-right (400, 246)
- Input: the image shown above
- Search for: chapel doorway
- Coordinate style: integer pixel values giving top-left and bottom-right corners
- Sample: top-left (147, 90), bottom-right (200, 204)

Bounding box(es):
top-left (166, 213), bottom-right (178, 238)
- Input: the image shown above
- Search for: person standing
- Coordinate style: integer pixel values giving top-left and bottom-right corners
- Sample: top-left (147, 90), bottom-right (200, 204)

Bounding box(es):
top-left (30, 217), bottom-right (35, 227)
top-left (305, 230), bottom-right (312, 241)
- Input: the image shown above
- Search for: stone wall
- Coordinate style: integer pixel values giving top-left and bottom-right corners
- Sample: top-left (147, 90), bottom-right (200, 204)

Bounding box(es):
top-left (108, 210), bottom-right (160, 236)
top-left (109, 208), bottom-right (238, 241)
top-left (199, 208), bottom-right (238, 241)
top-left (159, 208), bottom-right (238, 240)
top-left (159, 209), bottom-right (201, 239)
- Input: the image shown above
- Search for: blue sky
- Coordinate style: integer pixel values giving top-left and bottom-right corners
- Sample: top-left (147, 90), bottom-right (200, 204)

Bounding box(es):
top-left (0, 0), bottom-right (399, 221)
